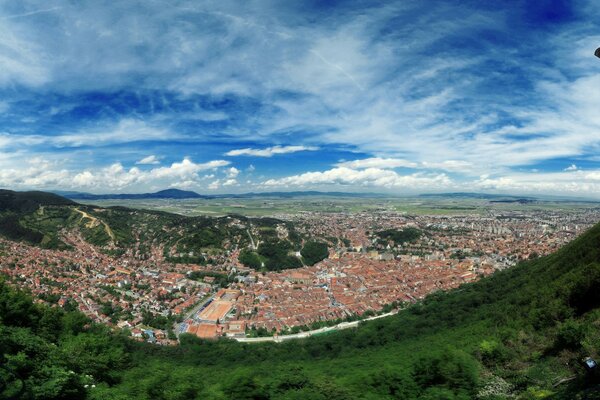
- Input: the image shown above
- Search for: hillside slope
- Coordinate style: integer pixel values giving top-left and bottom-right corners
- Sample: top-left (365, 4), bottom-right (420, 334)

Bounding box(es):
top-left (0, 189), bottom-right (75, 212)
top-left (0, 190), bottom-right (307, 269)
top-left (2, 219), bottom-right (600, 398)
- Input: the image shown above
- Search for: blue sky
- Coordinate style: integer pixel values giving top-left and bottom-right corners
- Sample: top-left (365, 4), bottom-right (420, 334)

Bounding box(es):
top-left (1, 0), bottom-right (600, 196)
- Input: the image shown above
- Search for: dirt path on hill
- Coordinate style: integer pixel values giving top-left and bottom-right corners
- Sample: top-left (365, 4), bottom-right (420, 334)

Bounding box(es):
top-left (246, 229), bottom-right (258, 250)
top-left (74, 208), bottom-right (116, 241)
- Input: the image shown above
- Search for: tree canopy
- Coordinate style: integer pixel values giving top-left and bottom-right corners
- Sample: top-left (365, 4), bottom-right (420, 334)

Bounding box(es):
top-left (300, 241), bottom-right (329, 266)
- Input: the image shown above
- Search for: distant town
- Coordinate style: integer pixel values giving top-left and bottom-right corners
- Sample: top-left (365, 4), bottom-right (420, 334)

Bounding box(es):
top-left (1, 206), bottom-right (598, 345)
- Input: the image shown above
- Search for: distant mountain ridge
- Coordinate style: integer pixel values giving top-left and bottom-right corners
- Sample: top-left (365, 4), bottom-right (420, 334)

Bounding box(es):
top-left (55, 188), bottom-right (207, 200)
top-left (418, 192), bottom-right (537, 200)
top-left (55, 189), bottom-right (388, 200)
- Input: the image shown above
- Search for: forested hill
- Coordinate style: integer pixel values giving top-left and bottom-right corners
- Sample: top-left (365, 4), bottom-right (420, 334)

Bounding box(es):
top-left (0, 189), bottom-right (75, 213)
top-left (0, 189), bottom-right (312, 269)
top-left (3, 220), bottom-right (600, 397)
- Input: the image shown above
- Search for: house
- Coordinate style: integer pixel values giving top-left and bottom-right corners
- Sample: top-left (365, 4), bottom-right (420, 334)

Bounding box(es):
top-left (225, 320), bottom-right (247, 338)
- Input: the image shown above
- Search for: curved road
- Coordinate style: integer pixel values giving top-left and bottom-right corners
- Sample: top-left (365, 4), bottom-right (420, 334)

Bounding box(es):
top-left (233, 310), bottom-right (399, 343)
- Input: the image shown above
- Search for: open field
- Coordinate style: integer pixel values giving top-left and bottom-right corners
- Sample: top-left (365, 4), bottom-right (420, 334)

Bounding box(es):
top-left (78, 196), bottom-right (600, 217)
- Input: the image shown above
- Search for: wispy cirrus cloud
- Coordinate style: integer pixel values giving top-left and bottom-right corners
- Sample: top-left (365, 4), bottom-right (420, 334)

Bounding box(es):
top-left (225, 145), bottom-right (318, 157)
top-left (136, 155), bottom-right (161, 165)
top-left (336, 158), bottom-right (474, 173)
top-left (336, 158), bottom-right (418, 169)
top-left (0, 1), bottom-right (598, 194)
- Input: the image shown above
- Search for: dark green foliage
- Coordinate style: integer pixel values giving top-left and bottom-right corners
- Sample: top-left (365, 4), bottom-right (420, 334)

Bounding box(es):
top-left (363, 368), bottom-right (419, 399)
top-left (300, 241), bottom-right (329, 266)
top-left (568, 263), bottom-right (600, 315)
top-left (0, 215), bottom-right (44, 245)
top-left (554, 319), bottom-right (587, 351)
top-left (223, 374), bottom-right (269, 400)
top-left (239, 249), bottom-right (262, 269)
top-left (61, 333), bottom-right (128, 384)
top-left (240, 240), bottom-right (303, 271)
top-left (477, 339), bottom-right (507, 366)
top-left (141, 311), bottom-right (176, 330)
top-left (0, 190), bottom-right (74, 213)
top-left (187, 271), bottom-right (232, 287)
top-left (376, 227), bottom-right (422, 245)
top-left (412, 348), bottom-right (479, 397)
top-left (0, 278), bottom-right (128, 399)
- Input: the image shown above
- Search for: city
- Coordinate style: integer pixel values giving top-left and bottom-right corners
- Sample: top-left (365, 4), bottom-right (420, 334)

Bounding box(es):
top-left (2, 204), bottom-right (598, 344)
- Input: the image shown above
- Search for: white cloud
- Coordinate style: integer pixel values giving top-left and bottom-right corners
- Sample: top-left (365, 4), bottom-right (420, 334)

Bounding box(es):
top-left (208, 179), bottom-right (220, 190)
top-left (564, 164), bottom-right (578, 171)
top-left (474, 170), bottom-right (600, 197)
top-left (336, 157), bottom-right (417, 169)
top-left (169, 180), bottom-right (196, 189)
top-left (585, 172), bottom-right (600, 181)
top-left (0, 119), bottom-right (181, 151)
top-left (337, 158), bottom-right (474, 173)
top-left (149, 158), bottom-right (230, 180)
top-left (0, 2), bottom-right (599, 196)
top-left (225, 145), bottom-right (318, 157)
top-left (0, 19), bottom-right (49, 87)
top-left (421, 160), bottom-right (474, 173)
top-left (136, 155), bottom-right (160, 165)
top-left (52, 119), bottom-right (179, 147)
top-left (263, 167), bottom-right (451, 189)
top-left (0, 157), bottom-right (231, 192)
top-left (226, 167), bottom-right (240, 178)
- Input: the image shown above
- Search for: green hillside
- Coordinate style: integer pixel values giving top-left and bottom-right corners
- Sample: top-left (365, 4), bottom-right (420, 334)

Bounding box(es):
top-left (0, 190), bottom-right (75, 213)
top-left (3, 218), bottom-right (600, 398)
top-left (0, 190), bottom-right (306, 266)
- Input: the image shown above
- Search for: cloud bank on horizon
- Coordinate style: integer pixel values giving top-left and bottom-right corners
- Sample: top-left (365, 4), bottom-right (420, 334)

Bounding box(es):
top-left (1, 0), bottom-right (600, 196)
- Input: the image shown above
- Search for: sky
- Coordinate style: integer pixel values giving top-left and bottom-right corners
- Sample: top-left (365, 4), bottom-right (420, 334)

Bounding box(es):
top-left (1, 0), bottom-right (600, 197)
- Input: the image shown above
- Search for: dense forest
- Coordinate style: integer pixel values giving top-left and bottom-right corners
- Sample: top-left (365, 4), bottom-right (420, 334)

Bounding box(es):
top-left (238, 240), bottom-right (329, 271)
top-left (3, 217), bottom-right (600, 398)
top-left (375, 227), bottom-right (422, 245)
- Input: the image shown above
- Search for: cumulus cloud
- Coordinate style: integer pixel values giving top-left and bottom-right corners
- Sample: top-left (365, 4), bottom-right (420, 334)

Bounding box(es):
top-left (474, 170), bottom-right (600, 196)
top-left (226, 167), bottom-right (240, 178)
top-left (0, 157), bottom-right (231, 192)
top-left (564, 164), bottom-right (578, 171)
top-left (263, 167), bottom-right (451, 189)
top-left (225, 145), bottom-right (318, 157)
top-left (136, 155), bottom-right (160, 165)
top-left (149, 158), bottom-right (229, 180)
top-left (208, 180), bottom-right (220, 190)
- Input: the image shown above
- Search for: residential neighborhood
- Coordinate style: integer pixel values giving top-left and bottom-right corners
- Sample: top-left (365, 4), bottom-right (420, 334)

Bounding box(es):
top-left (1, 207), bottom-right (598, 343)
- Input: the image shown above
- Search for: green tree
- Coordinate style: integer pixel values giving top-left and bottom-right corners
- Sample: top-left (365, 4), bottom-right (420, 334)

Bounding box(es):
top-left (239, 249), bottom-right (262, 269)
top-left (223, 374), bottom-right (269, 400)
top-left (412, 348), bottom-right (479, 397)
top-left (61, 334), bottom-right (128, 384)
top-left (301, 242), bottom-right (329, 266)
